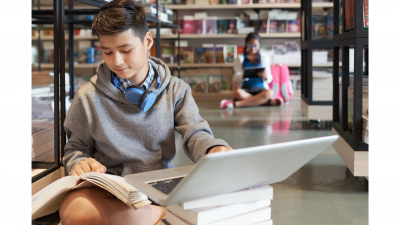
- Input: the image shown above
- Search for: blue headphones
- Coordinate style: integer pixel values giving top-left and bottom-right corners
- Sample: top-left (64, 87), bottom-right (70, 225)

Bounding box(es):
top-left (118, 66), bottom-right (162, 112)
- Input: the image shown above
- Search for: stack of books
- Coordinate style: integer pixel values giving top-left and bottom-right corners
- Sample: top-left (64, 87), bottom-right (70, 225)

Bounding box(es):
top-left (362, 115), bottom-right (369, 144)
top-left (31, 125), bottom-right (54, 161)
top-left (161, 184), bottom-right (273, 225)
top-left (312, 71), bottom-right (332, 101)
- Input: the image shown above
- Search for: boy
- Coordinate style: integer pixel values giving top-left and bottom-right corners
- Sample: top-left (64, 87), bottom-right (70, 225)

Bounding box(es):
top-left (59, 1), bottom-right (232, 224)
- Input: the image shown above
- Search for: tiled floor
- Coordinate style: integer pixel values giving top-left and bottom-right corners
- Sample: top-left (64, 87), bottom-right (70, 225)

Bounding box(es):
top-left (172, 97), bottom-right (368, 225)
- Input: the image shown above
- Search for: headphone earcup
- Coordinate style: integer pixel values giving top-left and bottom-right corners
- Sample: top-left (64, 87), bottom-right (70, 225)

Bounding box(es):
top-left (138, 91), bottom-right (157, 112)
top-left (125, 86), bottom-right (145, 104)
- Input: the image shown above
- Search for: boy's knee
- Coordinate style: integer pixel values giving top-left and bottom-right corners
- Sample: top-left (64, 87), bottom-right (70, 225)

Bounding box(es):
top-left (60, 188), bottom-right (109, 225)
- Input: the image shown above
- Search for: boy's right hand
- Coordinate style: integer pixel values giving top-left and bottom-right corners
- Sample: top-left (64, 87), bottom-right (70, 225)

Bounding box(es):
top-left (71, 158), bottom-right (107, 176)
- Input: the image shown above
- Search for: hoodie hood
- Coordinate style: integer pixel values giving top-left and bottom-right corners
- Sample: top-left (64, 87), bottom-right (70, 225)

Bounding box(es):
top-left (90, 56), bottom-right (172, 105)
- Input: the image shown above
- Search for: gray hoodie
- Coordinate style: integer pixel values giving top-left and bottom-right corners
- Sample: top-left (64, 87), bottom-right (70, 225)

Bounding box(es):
top-left (62, 57), bottom-right (229, 176)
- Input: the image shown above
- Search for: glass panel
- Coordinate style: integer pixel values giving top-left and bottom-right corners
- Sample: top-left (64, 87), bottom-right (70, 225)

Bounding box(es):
top-left (32, 28), bottom-right (55, 164)
top-left (338, 47), bottom-right (343, 124)
top-left (362, 47), bottom-right (369, 144)
top-left (312, 6), bottom-right (333, 40)
top-left (347, 47), bottom-right (355, 133)
top-left (312, 48), bottom-right (333, 102)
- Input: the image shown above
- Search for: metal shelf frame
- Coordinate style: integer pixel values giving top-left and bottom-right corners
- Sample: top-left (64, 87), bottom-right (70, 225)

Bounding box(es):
top-left (31, 0), bottom-right (181, 183)
top-left (300, 0), bottom-right (334, 106)
top-left (332, 0), bottom-right (368, 152)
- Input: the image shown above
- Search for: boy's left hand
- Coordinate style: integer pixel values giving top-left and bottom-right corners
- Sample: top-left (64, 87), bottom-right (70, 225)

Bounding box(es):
top-left (208, 146), bottom-right (234, 154)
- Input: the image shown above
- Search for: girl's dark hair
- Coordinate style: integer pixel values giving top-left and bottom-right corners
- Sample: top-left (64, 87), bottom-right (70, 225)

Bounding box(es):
top-left (244, 32), bottom-right (261, 53)
top-left (92, 0), bottom-right (148, 42)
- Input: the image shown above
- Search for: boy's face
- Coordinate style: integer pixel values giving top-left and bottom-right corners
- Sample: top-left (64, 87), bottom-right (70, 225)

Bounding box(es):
top-left (99, 28), bottom-right (153, 84)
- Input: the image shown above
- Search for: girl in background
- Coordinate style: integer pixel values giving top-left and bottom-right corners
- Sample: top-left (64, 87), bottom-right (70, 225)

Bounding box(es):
top-left (221, 33), bottom-right (282, 109)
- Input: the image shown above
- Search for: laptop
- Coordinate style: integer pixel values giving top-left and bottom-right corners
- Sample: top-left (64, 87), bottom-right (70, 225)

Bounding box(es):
top-left (124, 135), bottom-right (338, 206)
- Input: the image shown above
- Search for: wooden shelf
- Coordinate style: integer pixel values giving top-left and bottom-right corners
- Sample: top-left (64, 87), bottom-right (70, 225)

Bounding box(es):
top-left (32, 63), bottom-right (98, 69)
top-left (167, 3), bottom-right (332, 10)
top-left (32, 36), bottom-right (96, 41)
top-left (168, 63), bottom-right (234, 68)
top-left (160, 33), bottom-right (300, 39)
top-left (332, 127), bottom-right (368, 176)
top-left (168, 3), bottom-right (300, 10)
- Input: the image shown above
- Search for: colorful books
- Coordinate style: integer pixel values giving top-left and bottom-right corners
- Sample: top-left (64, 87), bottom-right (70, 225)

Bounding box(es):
top-left (267, 20), bottom-right (278, 33)
top-left (363, 0), bottom-right (369, 28)
top-left (183, 15), bottom-right (194, 34)
top-left (224, 45), bottom-right (237, 63)
top-left (194, 47), bottom-right (204, 63)
top-left (182, 47), bottom-right (195, 64)
top-left (205, 17), bottom-right (217, 34)
top-left (327, 12), bottom-right (334, 39)
top-left (203, 46), bottom-right (215, 63)
top-left (208, 75), bottom-right (222, 93)
top-left (215, 46), bottom-right (225, 63)
top-left (259, 20), bottom-right (268, 33)
top-left (209, 0), bottom-right (220, 4)
top-left (217, 19), bottom-right (227, 34)
top-left (312, 15), bottom-right (327, 39)
top-left (226, 18), bottom-right (238, 34)
top-left (194, 19), bottom-right (205, 34)
top-left (237, 46), bottom-right (245, 55)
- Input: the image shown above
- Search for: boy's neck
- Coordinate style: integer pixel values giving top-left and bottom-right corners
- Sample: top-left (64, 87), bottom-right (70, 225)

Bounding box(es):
top-left (127, 61), bottom-right (149, 86)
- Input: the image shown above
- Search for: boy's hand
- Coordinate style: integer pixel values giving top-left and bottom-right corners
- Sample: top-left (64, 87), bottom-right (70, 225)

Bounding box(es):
top-left (71, 158), bottom-right (107, 176)
top-left (208, 146), bottom-right (234, 154)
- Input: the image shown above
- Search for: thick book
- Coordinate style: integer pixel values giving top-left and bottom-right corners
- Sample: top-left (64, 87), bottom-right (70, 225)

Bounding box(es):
top-left (166, 206), bottom-right (272, 225)
top-left (183, 16), bottom-right (195, 34)
top-left (168, 200), bottom-right (271, 225)
top-left (32, 172), bottom-right (151, 220)
top-left (181, 184), bottom-right (273, 210)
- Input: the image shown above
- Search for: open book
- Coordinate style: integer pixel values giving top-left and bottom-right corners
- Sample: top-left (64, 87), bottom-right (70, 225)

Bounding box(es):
top-left (32, 172), bottom-right (151, 220)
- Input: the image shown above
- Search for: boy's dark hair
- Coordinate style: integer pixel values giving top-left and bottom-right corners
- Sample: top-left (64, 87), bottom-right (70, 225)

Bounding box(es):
top-left (244, 32), bottom-right (261, 53)
top-left (92, 0), bottom-right (148, 42)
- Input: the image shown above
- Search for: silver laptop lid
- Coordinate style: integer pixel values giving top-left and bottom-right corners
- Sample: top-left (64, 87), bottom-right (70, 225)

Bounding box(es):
top-left (161, 135), bottom-right (338, 205)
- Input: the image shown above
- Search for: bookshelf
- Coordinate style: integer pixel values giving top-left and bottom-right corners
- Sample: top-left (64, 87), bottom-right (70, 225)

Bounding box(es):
top-left (331, 0), bottom-right (368, 177)
top-left (300, 0), bottom-right (334, 120)
top-left (167, 2), bottom-right (333, 10)
top-left (159, 33), bottom-right (301, 39)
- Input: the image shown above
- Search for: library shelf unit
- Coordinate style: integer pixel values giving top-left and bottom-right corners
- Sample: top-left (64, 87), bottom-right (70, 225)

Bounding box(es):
top-left (159, 33), bottom-right (301, 39)
top-left (300, 0), bottom-right (334, 121)
top-left (331, 0), bottom-right (368, 177)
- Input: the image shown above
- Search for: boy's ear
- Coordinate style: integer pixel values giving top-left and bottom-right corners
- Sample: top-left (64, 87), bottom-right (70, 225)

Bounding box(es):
top-left (144, 32), bottom-right (153, 50)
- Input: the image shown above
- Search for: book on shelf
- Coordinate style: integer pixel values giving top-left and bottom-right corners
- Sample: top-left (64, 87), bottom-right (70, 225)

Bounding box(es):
top-left (362, 115), bottom-right (369, 144)
top-left (182, 47), bottom-right (195, 64)
top-left (312, 14), bottom-right (327, 39)
top-left (287, 12), bottom-right (300, 33)
top-left (241, 0), bottom-right (252, 4)
top-left (215, 46), bottom-right (225, 63)
top-left (259, 20), bottom-right (268, 33)
top-left (238, 27), bottom-right (255, 34)
top-left (327, 12), bottom-right (334, 38)
top-left (227, 0), bottom-right (238, 4)
top-left (183, 15), bottom-right (195, 34)
top-left (226, 18), bottom-right (238, 34)
top-left (32, 172), bottom-right (151, 220)
top-left (217, 19), bottom-right (227, 34)
top-left (205, 17), bottom-right (217, 34)
top-left (202, 44), bottom-right (215, 63)
top-left (209, 0), bottom-right (220, 4)
top-left (194, 47), bottom-right (205, 63)
top-left (166, 207), bottom-right (272, 225)
top-left (237, 46), bottom-right (245, 55)
top-left (208, 75), bottom-right (222, 93)
top-left (363, 0), bottom-right (369, 28)
top-left (224, 45), bottom-right (237, 63)
top-left (196, 0), bottom-right (209, 5)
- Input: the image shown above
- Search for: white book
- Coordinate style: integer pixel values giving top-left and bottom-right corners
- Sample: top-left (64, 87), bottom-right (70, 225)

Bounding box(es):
top-left (168, 200), bottom-right (271, 225)
top-left (181, 184), bottom-right (273, 210)
top-left (252, 220), bottom-right (273, 225)
top-left (167, 206), bottom-right (271, 225)
top-left (32, 172), bottom-right (151, 220)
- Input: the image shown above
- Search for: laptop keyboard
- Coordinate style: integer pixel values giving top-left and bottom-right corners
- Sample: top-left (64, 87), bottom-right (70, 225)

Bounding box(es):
top-left (148, 177), bottom-right (184, 194)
